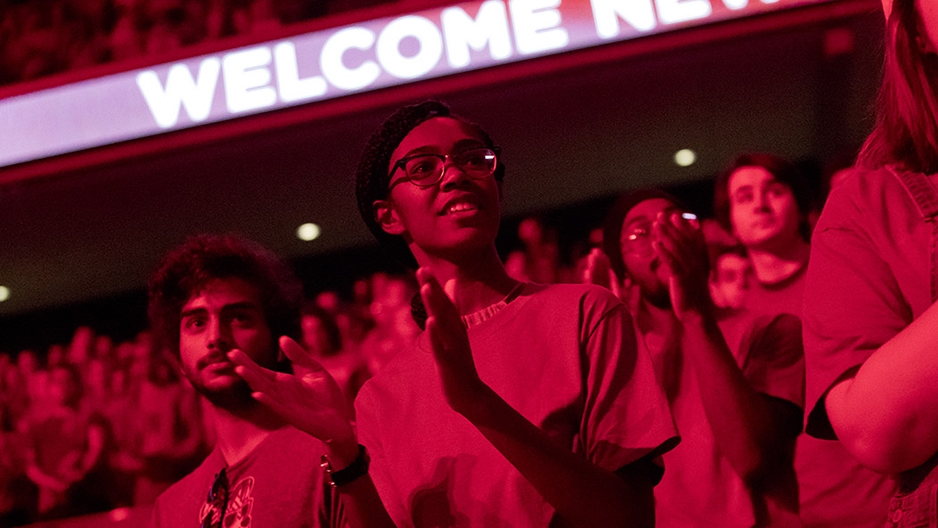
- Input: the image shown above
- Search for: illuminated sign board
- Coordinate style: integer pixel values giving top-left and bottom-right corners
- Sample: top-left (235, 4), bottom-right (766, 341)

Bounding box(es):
top-left (0, 0), bottom-right (833, 168)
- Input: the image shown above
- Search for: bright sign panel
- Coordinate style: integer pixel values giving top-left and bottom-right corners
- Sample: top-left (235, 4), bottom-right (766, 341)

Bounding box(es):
top-left (0, 0), bottom-right (833, 168)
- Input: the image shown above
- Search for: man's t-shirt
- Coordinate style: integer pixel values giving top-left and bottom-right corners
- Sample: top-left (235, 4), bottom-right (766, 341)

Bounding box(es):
top-left (651, 313), bottom-right (804, 527)
top-left (743, 202), bottom-right (895, 528)
top-left (355, 282), bottom-right (678, 528)
top-left (150, 426), bottom-right (340, 528)
top-left (744, 265), bottom-right (806, 319)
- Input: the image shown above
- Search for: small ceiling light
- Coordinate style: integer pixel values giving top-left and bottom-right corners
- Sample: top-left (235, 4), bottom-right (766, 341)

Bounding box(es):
top-left (296, 223), bottom-right (322, 242)
top-left (0, 286), bottom-right (9, 302)
top-left (674, 149), bottom-right (697, 167)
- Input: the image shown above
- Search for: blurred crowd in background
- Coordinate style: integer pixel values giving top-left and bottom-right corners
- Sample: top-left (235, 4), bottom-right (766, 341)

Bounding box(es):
top-left (0, 0), bottom-right (402, 87)
top-left (0, 269), bottom-right (421, 526)
top-left (0, 152), bottom-right (848, 525)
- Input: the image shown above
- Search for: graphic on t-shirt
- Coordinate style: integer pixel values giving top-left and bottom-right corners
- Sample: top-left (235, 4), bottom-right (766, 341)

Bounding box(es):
top-left (199, 476), bottom-right (255, 528)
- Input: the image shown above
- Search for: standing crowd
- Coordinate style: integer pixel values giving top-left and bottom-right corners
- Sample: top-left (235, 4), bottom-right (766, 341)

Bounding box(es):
top-left (3, 0), bottom-right (938, 525)
top-left (0, 0), bottom-right (389, 87)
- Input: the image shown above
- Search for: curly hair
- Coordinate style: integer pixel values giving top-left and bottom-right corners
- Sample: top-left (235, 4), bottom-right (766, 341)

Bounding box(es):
top-left (148, 234), bottom-right (303, 357)
top-left (354, 100), bottom-right (505, 267)
top-left (712, 153), bottom-right (814, 242)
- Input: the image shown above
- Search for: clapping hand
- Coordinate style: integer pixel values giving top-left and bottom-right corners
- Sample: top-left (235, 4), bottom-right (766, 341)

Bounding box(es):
top-left (416, 268), bottom-right (490, 419)
top-left (582, 248), bottom-right (640, 315)
top-left (228, 337), bottom-right (355, 447)
top-left (652, 212), bottom-right (712, 320)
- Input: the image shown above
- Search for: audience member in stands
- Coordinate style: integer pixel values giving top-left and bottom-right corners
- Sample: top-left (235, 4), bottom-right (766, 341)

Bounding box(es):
top-left (0, 0), bottom-right (351, 87)
top-left (515, 216), bottom-right (563, 284)
top-left (104, 359), bottom-right (144, 509)
top-left (148, 233), bottom-right (393, 528)
top-left (134, 348), bottom-right (204, 505)
top-left (357, 274), bottom-right (419, 373)
top-left (67, 326), bottom-right (94, 371)
top-left (0, 402), bottom-right (32, 527)
top-left (708, 244), bottom-right (751, 313)
top-left (300, 303), bottom-right (370, 404)
top-left (24, 363), bottom-right (110, 520)
top-left (2, 357), bottom-right (30, 435)
top-left (349, 100), bottom-right (677, 526)
top-left (803, 0), bottom-right (938, 524)
top-left (590, 189), bottom-right (803, 526)
top-left (716, 153), bottom-right (895, 525)
top-left (713, 153), bottom-right (813, 317)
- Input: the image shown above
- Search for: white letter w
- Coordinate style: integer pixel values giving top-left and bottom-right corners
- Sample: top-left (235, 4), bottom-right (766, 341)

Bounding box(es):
top-left (136, 59), bottom-right (221, 129)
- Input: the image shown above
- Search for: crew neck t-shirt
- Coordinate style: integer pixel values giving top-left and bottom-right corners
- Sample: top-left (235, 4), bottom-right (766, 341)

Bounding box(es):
top-left (150, 426), bottom-right (339, 528)
top-left (650, 312), bottom-right (804, 527)
top-left (356, 282), bottom-right (678, 528)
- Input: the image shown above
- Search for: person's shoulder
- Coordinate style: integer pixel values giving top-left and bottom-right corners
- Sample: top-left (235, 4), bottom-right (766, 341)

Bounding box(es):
top-left (526, 282), bottom-right (623, 309)
top-left (816, 167), bottom-right (883, 230)
top-left (355, 336), bottom-right (428, 405)
top-left (829, 166), bottom-right (908, 212)
top-left (151, 452), bottom-right (215, 512)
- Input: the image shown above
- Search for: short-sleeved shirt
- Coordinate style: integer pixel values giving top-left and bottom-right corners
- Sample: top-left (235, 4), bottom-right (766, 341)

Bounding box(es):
top-left (651, 312), bottom-right (804, 527)
top-left (149, 426), bottom-right (340, 528)
top-left (804, 168), bottom-right (927, 518)
top-left (355, 282), bottom-right (678, 528)
top-left (744, 266), bottom-right (807, 320)
top-left (804, 167), bottom-right (933, 437)
top-left (740, 240), bottom-right (893, 527)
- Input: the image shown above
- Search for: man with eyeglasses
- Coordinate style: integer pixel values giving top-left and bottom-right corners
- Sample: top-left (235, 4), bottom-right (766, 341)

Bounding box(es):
top-left (589, 189), bottom-right (805, 527)
top-left (147, 234), bottom-right (393, 528)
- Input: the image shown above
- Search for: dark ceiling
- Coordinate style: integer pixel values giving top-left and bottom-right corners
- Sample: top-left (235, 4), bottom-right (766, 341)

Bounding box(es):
top-left (0, 1), bottom-right (883, 333)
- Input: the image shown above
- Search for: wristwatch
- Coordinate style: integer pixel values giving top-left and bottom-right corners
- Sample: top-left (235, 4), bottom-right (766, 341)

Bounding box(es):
top-left (321, 444), bottom-right (370, 488)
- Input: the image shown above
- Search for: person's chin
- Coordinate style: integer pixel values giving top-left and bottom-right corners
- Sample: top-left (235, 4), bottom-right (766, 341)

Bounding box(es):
top-left (199, 378), bottom-right (254, 409)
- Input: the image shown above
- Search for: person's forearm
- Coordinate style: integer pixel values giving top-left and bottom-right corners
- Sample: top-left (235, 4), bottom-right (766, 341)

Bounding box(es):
top-left (336, 476), bottom-right (396, 528)
top-left (681, 312), bottom-right (794, 487)
top-left (325, 439), bottom-right (396, 528)
top-left (79, 426), bottom-right (106, 476)
top-left (826, 301), bottom-right (938, 474)
top-left (26, 466), bottom-right (66, 491)
top-left (461, 386), bottom-right (654, 528)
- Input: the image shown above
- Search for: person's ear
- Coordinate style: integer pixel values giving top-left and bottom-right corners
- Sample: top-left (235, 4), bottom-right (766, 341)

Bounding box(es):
top-left (374, 199), bottom-right (405, 235)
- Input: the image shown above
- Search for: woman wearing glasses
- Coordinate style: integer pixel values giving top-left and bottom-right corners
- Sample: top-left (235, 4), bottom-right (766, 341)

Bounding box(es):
top-left (803, 0), bottom-right (938, 524)
top-left (343, 101), bottom-right (678, 527)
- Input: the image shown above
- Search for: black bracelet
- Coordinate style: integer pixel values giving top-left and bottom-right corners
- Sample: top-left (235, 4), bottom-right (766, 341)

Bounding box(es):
top-left (321, 444), bottom-right (370, 488)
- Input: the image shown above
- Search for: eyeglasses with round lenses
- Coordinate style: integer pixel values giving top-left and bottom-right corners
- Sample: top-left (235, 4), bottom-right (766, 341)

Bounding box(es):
top-left (388, 147), bottom-right (498, 189)
top-left (622, 223), bottom-right (656, 257)
top-left (622, 212), bottom-right (698, 257)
